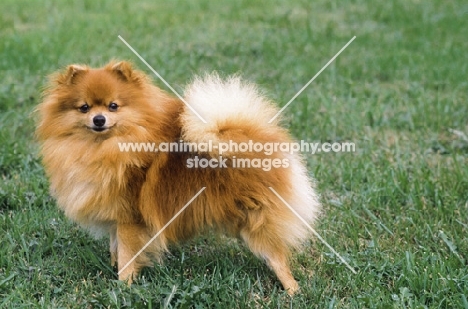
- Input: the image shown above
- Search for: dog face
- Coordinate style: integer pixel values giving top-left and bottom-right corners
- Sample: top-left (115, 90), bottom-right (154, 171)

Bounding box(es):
top-left (70, 76), bottom-right (121, 134)
top-left (37, 61), bottom-right (154, 141)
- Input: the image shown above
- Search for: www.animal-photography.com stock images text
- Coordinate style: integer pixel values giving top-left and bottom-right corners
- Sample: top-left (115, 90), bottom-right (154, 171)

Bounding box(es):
top-left (1, 1), bottom-right (467, 308)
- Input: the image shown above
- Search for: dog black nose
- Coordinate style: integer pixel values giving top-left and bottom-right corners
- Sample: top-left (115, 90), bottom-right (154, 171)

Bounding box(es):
top-left (93, 115), bottom-right (106, 127)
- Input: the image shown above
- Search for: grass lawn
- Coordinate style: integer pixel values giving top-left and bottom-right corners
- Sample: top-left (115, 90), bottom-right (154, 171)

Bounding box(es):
top-left (1, 0), bottom-right (467, 307)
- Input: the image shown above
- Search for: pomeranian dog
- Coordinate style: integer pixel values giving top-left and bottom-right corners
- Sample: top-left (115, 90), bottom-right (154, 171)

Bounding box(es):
top-left (36, 61), bottom-right (320, 295)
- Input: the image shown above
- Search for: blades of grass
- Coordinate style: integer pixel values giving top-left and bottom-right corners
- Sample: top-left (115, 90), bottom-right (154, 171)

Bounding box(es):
top-left (0, 273), bottom-right (16, 286)
top-left (438, 230), bottom-right (465, 264)
top-left (163, 284), bottom-right (177, 309)
top-left (361, 204), bottom-right (394, 236)
top-left (461, 294), bottom-right (468, 309)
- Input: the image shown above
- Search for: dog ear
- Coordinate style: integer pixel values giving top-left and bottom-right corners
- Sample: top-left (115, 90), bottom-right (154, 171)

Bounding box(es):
top-left (110, 61), bottom-right (135, 82)
top-left (109, 61), bottom-right (148, 85)
top-left (56, 64), bottom-right (88, 85)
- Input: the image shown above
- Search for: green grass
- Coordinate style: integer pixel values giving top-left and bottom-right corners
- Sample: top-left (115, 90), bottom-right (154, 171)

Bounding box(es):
top-left (1, 0), bottom-right (467, 307)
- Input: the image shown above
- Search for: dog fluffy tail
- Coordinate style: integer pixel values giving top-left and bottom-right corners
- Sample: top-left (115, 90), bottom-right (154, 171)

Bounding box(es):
top-left (181, 74), bottom-right (320, 246)
top-left (181, 74), bottom-right (287, 156)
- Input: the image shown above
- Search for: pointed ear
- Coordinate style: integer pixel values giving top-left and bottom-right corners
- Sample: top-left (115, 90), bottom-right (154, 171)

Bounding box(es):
top-left (57, 64), bottom-right (88, 85)
top-left (110, 61), bottom-right (135, 82)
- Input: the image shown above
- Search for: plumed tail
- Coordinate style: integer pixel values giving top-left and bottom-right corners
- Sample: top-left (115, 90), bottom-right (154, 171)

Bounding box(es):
top-left (180, 73), bottom-right (321, 243)
top-left (180, 74), bottom-right (288, 157)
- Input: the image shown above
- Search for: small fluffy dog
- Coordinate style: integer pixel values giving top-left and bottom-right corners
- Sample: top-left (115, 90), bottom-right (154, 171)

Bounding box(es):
top-left (36, 61), bottom-right (320, 295)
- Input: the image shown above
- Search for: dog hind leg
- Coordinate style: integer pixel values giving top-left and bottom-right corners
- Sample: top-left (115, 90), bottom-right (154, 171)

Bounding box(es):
top-left (240, 227), bottom-right (299, 295)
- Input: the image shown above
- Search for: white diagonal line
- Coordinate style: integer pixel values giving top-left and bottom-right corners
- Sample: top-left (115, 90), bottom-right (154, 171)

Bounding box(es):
top-left (118, 187), bottom-right (206, 275)
top-left (268, 36), bottom-right (356, 123)
top-left (269, 187), bottom-right (357, 274)
top-left (118, 35), bottom-right (207, 124)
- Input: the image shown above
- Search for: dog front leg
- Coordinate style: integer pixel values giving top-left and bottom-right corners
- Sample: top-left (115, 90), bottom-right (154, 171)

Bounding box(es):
top-left (116, 223), bottom-right (152, 284)
top-left (109, 226), bottom-right (118, 267)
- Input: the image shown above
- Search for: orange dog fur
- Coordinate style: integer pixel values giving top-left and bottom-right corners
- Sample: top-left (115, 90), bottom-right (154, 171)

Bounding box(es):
top-left (36, 61), bottom-right (320, 295)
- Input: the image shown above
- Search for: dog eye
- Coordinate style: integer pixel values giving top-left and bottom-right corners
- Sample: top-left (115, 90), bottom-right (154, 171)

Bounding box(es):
top-left (79, 103), bottom-right (90, 113)
top-left (109, 102), bottom-right (119, 112)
